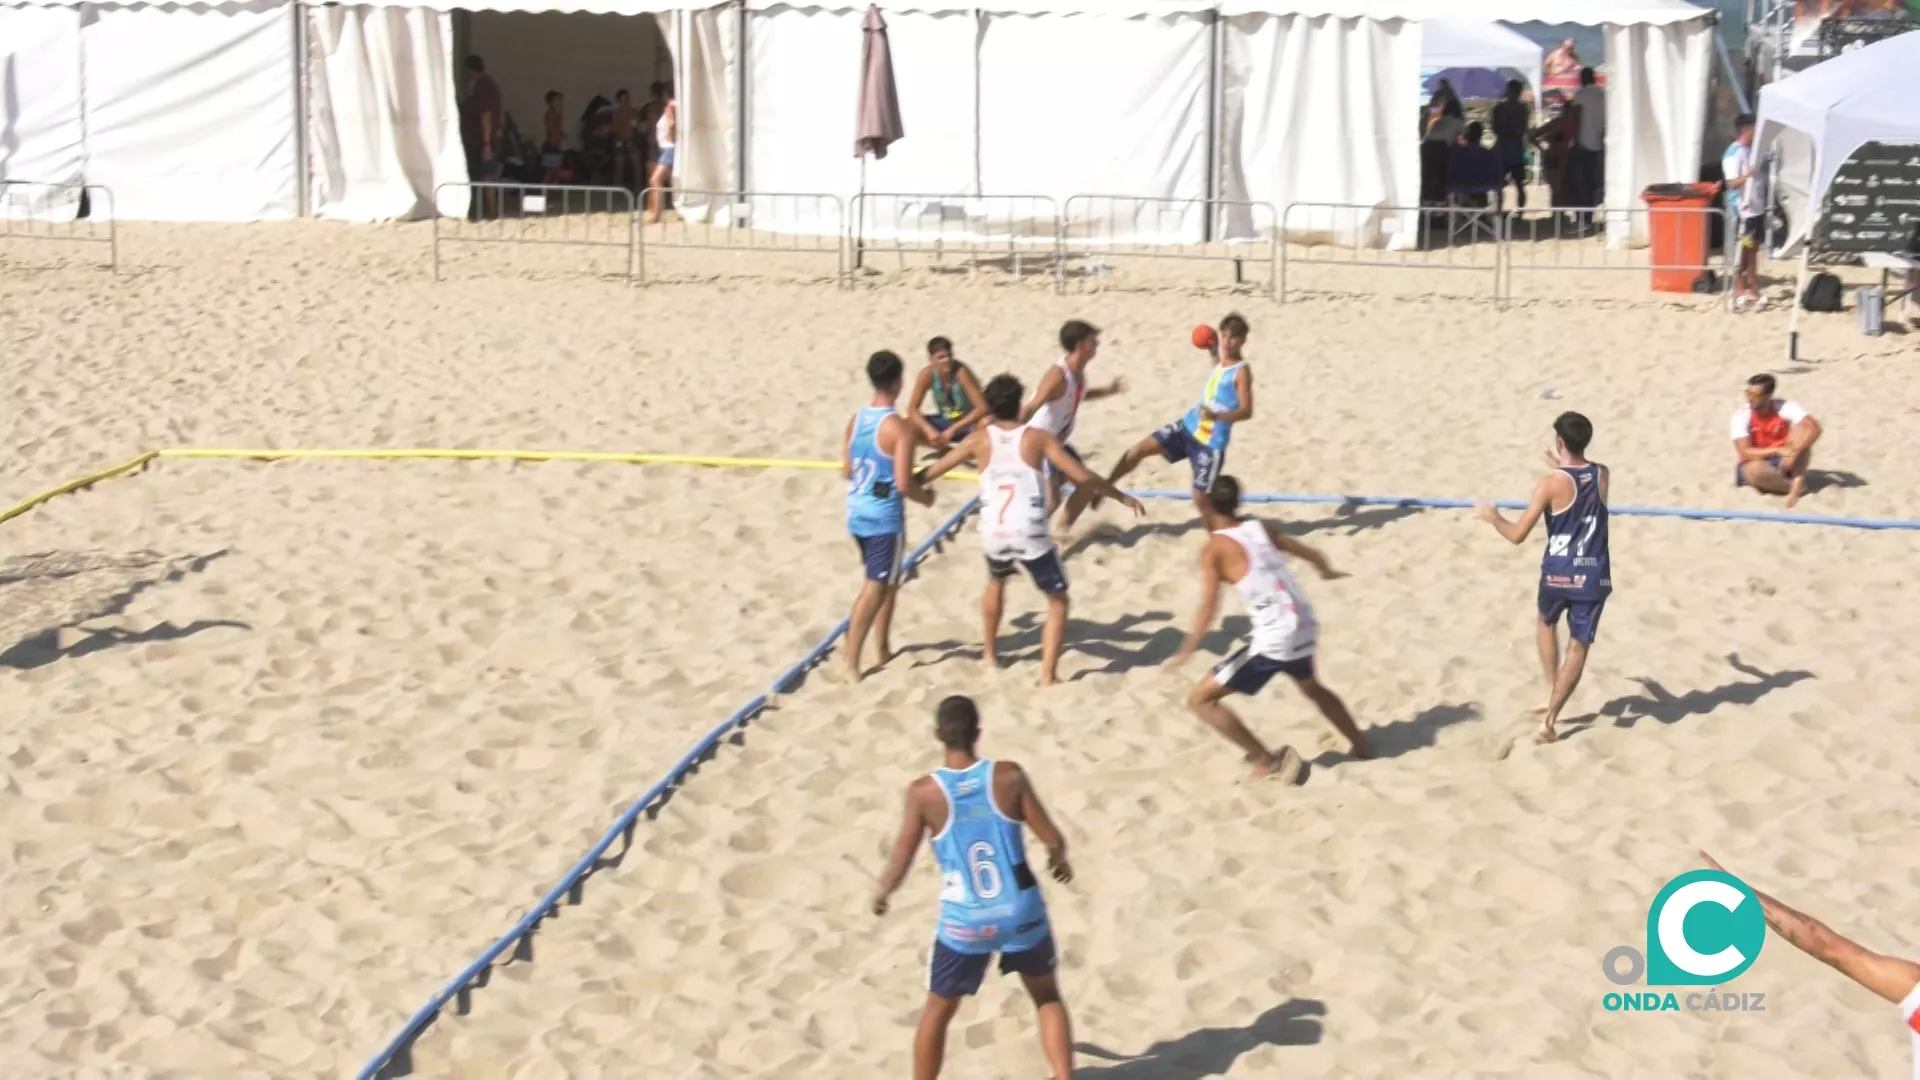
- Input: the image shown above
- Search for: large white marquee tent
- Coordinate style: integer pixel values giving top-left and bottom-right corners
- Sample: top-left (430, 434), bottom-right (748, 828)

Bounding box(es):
top-left (1, 0), bottom-right (1718, 241)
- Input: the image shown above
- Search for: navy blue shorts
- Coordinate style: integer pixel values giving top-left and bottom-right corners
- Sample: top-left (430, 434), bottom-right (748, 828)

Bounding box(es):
top-left (928, 934), bottom-right (1058, 999)
top-left (1734, 454), bottom-right (1784, 487)
top-left (986, 548), bottom-right (1069, 595)
top-left (1212, 643), bottom-right (1314, 696)
top-left (925, 415), bottom-right (973, 440)
top-left (853, 532), bottom-right (904, 585)
top-left (1151, 422), bottom-right (1225, 493)
top-left (1538, 590), bottom-right (1606, 644)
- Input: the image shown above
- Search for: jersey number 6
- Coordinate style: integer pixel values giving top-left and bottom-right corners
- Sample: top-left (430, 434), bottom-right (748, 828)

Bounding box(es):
top-left (967, 841), bottom-right (1003, 899)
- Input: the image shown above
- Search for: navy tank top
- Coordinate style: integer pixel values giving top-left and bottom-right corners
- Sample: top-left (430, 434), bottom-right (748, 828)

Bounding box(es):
top-left (1540, 464), bottom-right (1610, 600)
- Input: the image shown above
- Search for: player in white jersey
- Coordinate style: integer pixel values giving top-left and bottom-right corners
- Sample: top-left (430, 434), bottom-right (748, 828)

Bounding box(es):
top-left (1698, 851), bottom-right (1920, 1079)
top-left (1020, 320), bottom-right (1126, 524)
top-left (1171, 475), bottom-right (1372, 781)
top-left (919, 373), bottom-right (1143, 686)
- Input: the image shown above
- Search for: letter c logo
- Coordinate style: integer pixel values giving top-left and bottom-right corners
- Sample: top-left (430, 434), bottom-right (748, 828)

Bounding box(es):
top-left (1658, 880), bottom-right (1748, 977)
top-left (1644, 870), bottom-right (1766, 986)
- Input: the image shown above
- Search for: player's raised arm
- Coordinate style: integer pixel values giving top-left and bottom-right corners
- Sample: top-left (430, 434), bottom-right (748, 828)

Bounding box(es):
top-left (872, 779), bottom-right (933, 915)
top-left (1173, 540), bottom-right (1223, 665)
top-left (1011, 763), bottom-right (1072, 884)
top-left (1039, 433), bottom-right (1143, 517)
top-left (1477, 472), bottom-right (1556, 545)
top-left (1699, 852), bottom-right (1920, 1004)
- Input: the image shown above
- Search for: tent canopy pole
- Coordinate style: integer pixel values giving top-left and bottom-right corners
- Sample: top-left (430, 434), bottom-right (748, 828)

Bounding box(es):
top-left (733, 0), bottom-right (746, 200)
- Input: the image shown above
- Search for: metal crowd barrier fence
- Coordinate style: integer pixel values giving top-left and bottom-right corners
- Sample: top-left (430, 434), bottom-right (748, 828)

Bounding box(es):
top-left (0, 180), bottom-right (118, 272)
top-left (849, 193), bottom-right (1063, 291)
top-left (1061, 195), bottom-right (1279, 297)
top-left (1502, 206), bottom-right (1734, 306)
top-left (639, 188), bottom-right (847, 287)
top-left (1279, 202), bottom-right (1505, 304)
top-left (355, 493), bottom-right (982, 1080)
top-left (431, 183), bottom-right (637, 283)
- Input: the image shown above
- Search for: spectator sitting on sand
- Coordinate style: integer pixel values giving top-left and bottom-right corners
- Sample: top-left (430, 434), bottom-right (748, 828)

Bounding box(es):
top-left (1731, 373), bottom-right (1823, 509)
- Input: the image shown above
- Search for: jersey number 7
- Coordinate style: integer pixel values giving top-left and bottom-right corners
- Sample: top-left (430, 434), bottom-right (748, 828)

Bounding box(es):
top-left (995, 482), bottom-right (1016, 526)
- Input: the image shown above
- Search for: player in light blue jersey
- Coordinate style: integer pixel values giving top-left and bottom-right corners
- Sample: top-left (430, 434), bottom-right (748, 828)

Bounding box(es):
top-left (843, 350), bottom-right (934, 683)
top-left (872, 696), bottom-right (1075, 1080)
top-left (1066, 313), bottom-right (1254, 533)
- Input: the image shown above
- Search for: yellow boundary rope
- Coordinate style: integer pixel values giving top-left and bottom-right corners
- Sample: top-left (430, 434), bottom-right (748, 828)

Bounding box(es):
top-left (0, 451), bottom-right (159, 528)
top-left (1, 448), bottom-right (980, 530)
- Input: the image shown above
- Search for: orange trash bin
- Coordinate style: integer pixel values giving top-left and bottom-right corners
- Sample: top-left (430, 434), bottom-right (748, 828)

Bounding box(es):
top-left (1641, 182), bottom-right (1721, 293)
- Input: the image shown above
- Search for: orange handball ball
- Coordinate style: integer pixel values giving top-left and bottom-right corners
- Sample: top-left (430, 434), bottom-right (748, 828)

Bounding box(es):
top-left (1191, 324), bottom-right (1219, 351)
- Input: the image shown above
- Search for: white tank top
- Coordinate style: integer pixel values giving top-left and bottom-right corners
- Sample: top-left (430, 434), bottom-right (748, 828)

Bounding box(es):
top-left (1220, 518), bottom-right (1316, 660)
top-left (656, 106), bottom-right (675, 149)
top-left (978, 425), bottom-right (1052, 560)
top-left (1028, 359), bottom-right (1083, 443)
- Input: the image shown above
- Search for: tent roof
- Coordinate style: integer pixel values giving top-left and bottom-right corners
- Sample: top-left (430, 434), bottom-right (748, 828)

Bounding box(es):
top-left (0, 0), bottom-right (1710, 21)
top-left (1422, 19), bottom-right (1542, 73)
top-left (1756, 30), bottom-right (1920, 148)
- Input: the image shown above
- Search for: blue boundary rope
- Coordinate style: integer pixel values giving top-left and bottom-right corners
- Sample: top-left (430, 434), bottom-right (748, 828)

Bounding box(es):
top-left (1121, 489), bottom-right (1920, 531)
top-left (357, 497), bottom-right (983, 1080)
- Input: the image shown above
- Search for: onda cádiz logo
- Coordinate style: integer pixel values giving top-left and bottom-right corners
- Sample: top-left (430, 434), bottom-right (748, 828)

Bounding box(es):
top-left (1600, 870), bottom-right (1769, 1014)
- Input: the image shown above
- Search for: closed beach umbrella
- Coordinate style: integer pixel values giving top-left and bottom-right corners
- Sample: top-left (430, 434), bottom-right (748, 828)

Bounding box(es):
top-left (856, 5), bottom-right (904, 159)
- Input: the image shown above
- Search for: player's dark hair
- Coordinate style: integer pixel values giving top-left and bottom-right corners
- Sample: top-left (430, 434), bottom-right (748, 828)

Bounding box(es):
top-left (1059, 320), bottom-right (1098, 353)
top-left (616, 88), bottom-right (630, 101)
top-left (927, 336), bottom-right (953, 356)
top-left (1748, 373), bottom-right (1776, 396)
top-left (1219, 313), bottom-right (1249, 337)
top-left (1554, 412), bottom-right (1594, 456)
top-left (465, 55), bottom-right (485, 73)
top-left (867, 350), bottom-right (904, 389)
top-left (545, 91), bottom-right (561, 105)
top-left (1506, 78), bottom-right (1523, 98)
top-left (983, 374), bottom-right (1023, 421)
top-left (1735, 112), bottom-right (1756, 130)
top-left (936, 695), bottom-right (980, 750)
top-left (1206, 475), bottom-right (1243, 517)
top-left (1579, 66), bottom-right (1596, 87)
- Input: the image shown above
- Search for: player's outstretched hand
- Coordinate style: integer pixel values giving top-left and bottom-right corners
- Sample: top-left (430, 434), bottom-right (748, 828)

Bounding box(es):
top-left (1319, 566), bottom-right (1349, 581)
top-left (871, 893), bottom-right (890, 917)
top-left (1119, 494), bottom-right (1146, 517)
top-left (1108, 376), bottom-right (1128, 395)
top-left (1048, 852), bottom-right (1073, 885)
top-left (1472, 502), bottom-right (1500, 524)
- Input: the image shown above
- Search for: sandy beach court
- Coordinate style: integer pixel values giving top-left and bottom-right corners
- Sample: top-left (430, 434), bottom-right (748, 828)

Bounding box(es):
top-left (3, 222), bottom-right (1918, 1077)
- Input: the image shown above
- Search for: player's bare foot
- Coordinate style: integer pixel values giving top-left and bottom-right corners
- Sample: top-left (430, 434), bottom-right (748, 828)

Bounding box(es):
top-left (981, 651), bottom-right (1001, 672)
top-left (1784, 475), bottom-right (1806, 509)
top-left (1244, 746), bottom-right (1306, 785)
top-left (1038, 669), bottom-right (1059, 688)
top-left (1534, 722), bottom-right (1558, 744)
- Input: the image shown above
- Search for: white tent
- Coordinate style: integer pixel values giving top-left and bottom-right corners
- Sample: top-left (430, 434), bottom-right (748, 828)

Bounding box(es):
top-left (1420, 19), bottom-right (1543, 104)
top-left (3, 0), bottom-right (1715, 236)
top-left (1753, 29), bottom-right (1920, 254)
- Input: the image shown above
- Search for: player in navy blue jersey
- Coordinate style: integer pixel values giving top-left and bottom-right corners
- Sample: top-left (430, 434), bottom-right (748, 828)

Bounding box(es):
top-left (1477, 412), bottom-right (1611, 745)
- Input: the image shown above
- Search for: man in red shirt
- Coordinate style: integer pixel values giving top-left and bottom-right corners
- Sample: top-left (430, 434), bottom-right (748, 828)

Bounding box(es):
top-left (1731, 373), bottom-right (1823, 509)
top-left (461, 55), bottom-right (504, 220)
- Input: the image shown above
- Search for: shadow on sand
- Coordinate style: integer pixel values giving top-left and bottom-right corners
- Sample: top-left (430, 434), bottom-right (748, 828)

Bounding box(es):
top-left (1076, 998), bottom-right (1327, 1078)
top-left (1592, 653), bottom-right (1815, 730)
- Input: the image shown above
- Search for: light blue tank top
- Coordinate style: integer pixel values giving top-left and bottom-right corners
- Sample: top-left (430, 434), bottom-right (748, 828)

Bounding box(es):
top-left (846, 405), bottom-right (904, 537)
top-left (931, 759), bottom-right (1049, 954)
top-left (1181, 362), bottom-right (1244, 452)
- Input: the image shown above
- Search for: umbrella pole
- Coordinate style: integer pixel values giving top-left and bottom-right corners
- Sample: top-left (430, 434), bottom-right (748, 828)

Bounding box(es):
top-left (1786, 249), bottom-right (1808, 361)
top-left (856, 155), bottom-right (866, 272)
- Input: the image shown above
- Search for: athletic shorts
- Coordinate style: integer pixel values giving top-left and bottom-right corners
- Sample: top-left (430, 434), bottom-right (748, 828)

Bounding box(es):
top-left (1739, 214), bottom-right (1765, 250)
top-left (658, 146), bottom-right (676, 169)
top-left (986, 547), bottom-right (1068, 595)
top-left (1734, 453), bottom-right (1784, 487)
top-left (853, 532), bottom-right (905, 585)
top-left (1538, 589), bottom-right (1607, 644)
top-left (928, 933), bottom-right (1057, 999)
top-left (1212, 642), bottom-right (1315, 696)
top-left (1151, 422), bottom-right (1226, 493)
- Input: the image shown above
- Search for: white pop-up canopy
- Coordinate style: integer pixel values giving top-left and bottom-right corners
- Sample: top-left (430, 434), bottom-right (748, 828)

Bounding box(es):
top-left (1420, 19), bottom-right (1542, 103)
top-left (1753, 28), bottom-right (1920, 238)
